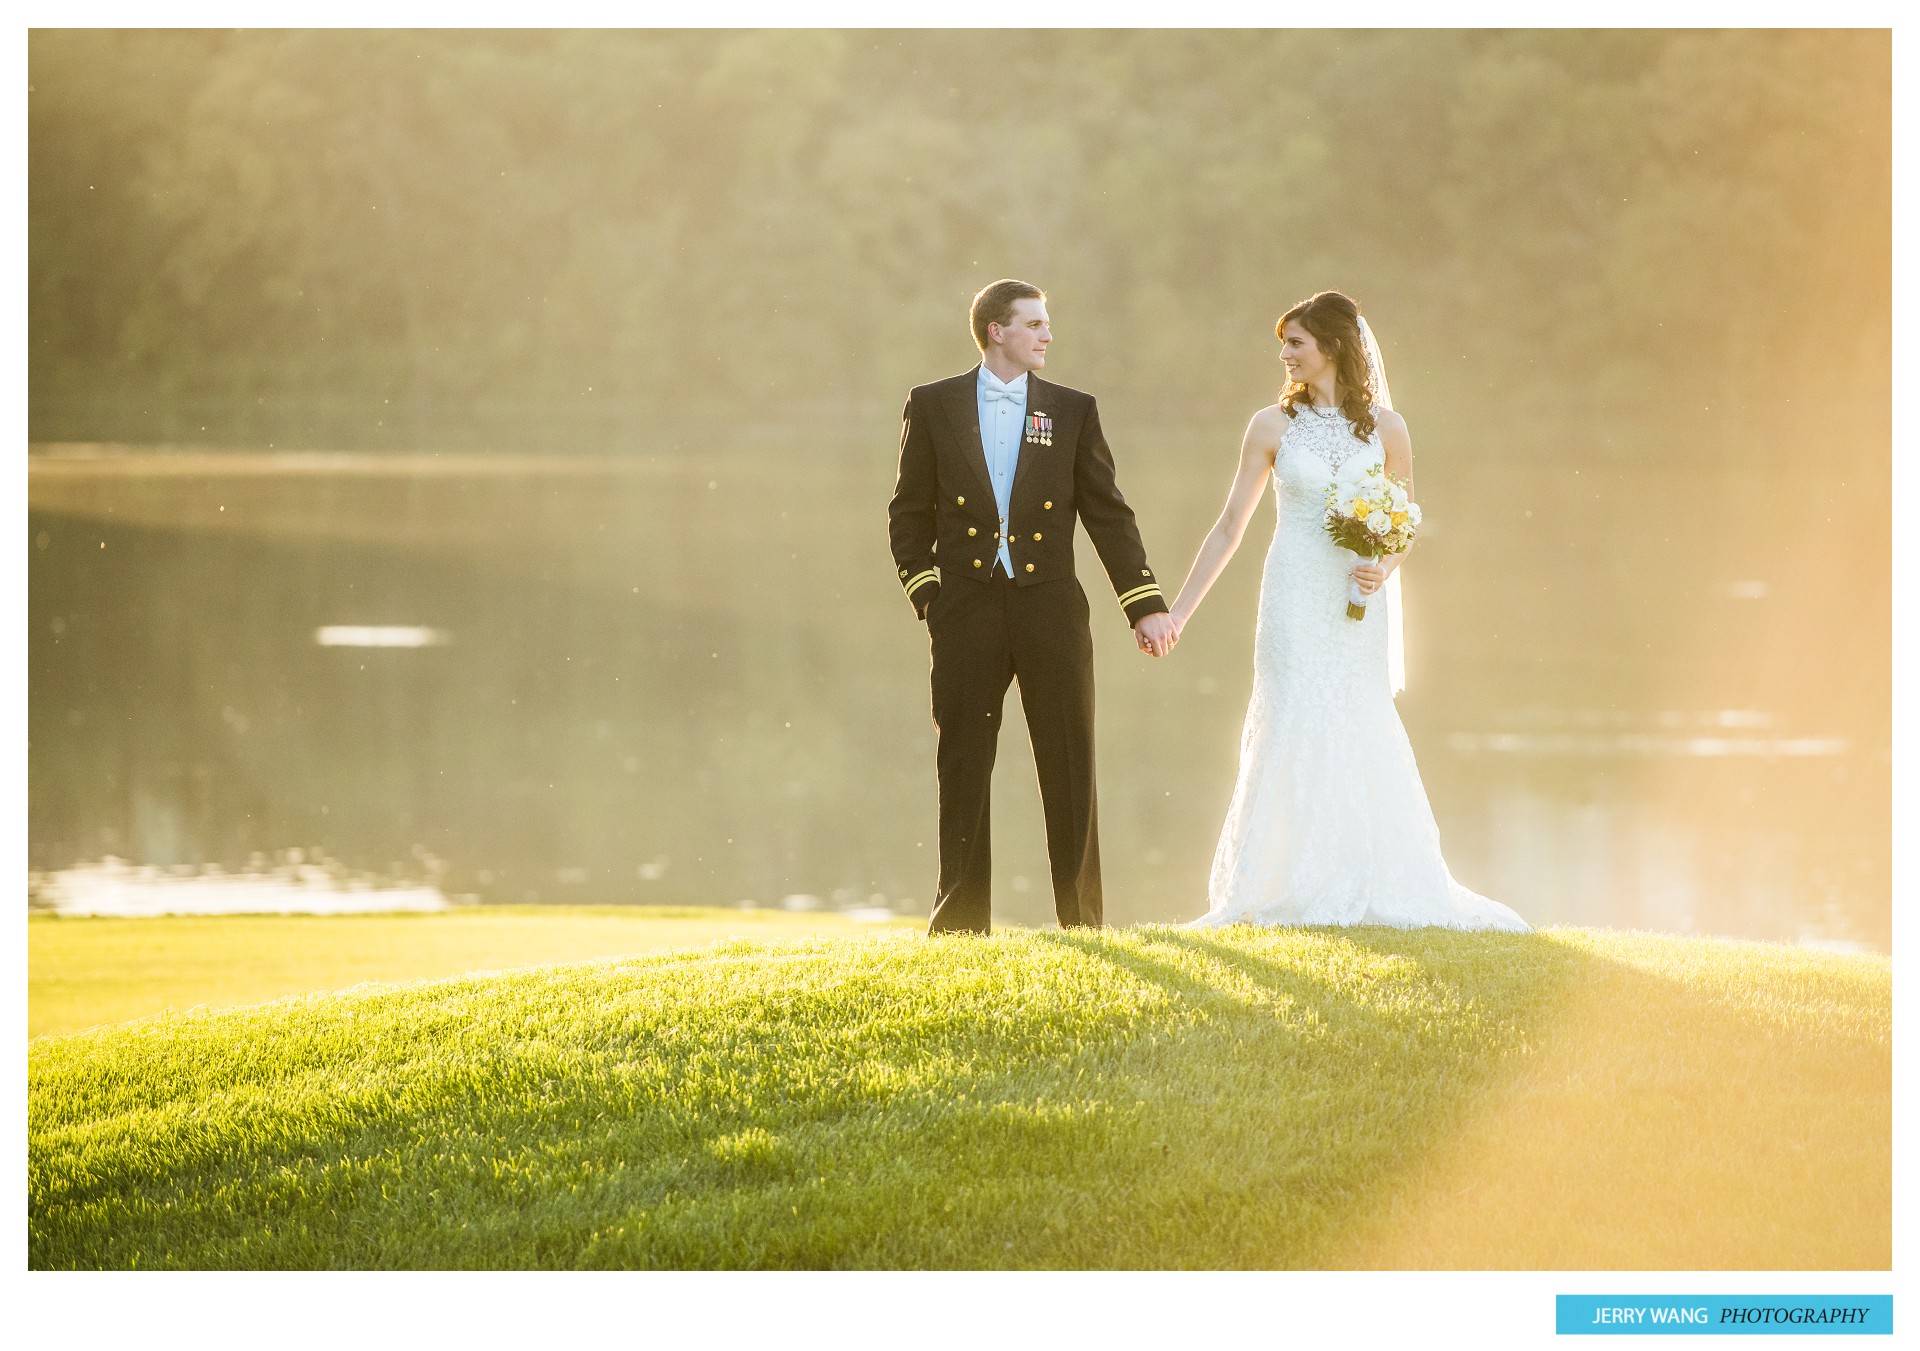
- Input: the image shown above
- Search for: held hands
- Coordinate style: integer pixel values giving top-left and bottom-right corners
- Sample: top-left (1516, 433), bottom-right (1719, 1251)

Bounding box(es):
top-left (1134, 611), bottom-right (1180, 658)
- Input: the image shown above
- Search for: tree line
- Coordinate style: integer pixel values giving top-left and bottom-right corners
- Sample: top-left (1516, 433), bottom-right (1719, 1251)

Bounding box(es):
top-left (30, 29), bottom-right (1889, 459)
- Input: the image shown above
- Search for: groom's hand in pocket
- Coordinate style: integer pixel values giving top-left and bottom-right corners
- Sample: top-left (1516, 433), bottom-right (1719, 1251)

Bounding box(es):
top-left (1134, 612), bottom-right (1178, 658)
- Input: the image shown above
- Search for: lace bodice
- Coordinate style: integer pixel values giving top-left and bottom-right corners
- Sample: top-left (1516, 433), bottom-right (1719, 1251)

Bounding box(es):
top-left (1280, 402), bottom-right (1379, 475)
top-left (1275, 404), bottom-right (1384, 526)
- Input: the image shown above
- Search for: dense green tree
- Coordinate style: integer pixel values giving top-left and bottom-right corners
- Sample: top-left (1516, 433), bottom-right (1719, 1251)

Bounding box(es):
top-left (29, 29), bottom-right (1888, 458)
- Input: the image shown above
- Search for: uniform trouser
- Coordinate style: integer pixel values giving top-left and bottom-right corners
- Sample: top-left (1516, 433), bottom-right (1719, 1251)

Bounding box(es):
top-left (925, 567), bottom-right (1102, 934)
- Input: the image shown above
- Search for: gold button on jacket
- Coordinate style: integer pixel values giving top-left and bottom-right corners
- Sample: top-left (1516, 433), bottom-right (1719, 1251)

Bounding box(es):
top-left (888, 371), bottom-right (1168, 625)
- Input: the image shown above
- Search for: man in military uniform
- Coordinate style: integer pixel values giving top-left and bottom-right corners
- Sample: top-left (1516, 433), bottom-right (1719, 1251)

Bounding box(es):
top-left (888, 278), bottom-right (1178, 935)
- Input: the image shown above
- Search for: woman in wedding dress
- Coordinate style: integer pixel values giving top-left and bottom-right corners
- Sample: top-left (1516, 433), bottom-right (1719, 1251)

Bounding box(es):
top-left (1166, 290), bottom-right (1527, 931)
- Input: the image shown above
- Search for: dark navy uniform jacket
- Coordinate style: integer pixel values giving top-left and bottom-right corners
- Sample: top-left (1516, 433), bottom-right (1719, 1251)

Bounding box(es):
top-left (887, 366), bottom-right (1169, 624)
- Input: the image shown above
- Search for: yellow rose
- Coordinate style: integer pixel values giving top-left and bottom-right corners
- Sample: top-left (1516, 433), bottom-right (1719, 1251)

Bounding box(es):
top-left (1349, 498), bottom-right (1371, 518)
top-left (1391, 511), bottom-right (1407, 526)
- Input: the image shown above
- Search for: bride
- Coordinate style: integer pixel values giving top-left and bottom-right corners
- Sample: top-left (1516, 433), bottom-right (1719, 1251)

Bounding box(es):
top-left (1166, 290), bottom-right (1528, 931)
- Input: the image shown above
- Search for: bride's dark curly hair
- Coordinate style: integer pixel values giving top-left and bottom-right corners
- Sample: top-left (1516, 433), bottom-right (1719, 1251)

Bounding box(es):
top-left (1277, 290), bottom-right (1377, 442)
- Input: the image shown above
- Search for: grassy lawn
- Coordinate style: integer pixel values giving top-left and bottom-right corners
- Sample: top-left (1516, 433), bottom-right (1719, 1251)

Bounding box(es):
top-left (27, 904), bottom-right (922, 1039)
top-left (28, 925), bottom-right (1888, 1270)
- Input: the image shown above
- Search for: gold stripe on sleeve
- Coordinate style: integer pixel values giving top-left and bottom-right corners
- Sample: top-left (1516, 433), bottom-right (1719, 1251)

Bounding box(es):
top-left (905, 571), bottom-right (939, 598)
top-left (1116, 584), bottom-right (1163, 608)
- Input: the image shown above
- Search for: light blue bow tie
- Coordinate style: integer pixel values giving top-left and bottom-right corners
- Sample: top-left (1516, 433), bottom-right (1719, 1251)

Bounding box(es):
top-left (980, 381), bottom-right (1025, 406)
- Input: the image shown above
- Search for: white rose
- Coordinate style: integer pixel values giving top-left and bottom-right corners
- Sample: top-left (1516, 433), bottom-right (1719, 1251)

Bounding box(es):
top-left (1366, 511), bottom-right (1392, 535)
top-left (1406, 502), bottom-right (1423, 526)
top-left (1388, 484), bottom-right (1409, 509)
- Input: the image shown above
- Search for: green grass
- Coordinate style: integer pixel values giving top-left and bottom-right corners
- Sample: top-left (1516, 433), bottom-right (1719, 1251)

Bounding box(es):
top-left (28, 925), bottom-right (1889, 1270)
top-left (27, 905), bottom-right (922, 1039)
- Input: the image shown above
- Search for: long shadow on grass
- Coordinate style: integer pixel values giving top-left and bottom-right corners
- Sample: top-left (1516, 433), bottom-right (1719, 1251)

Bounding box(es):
top-left (30, 928), bottom-right (1588, 1269)
top-left (1021, 924), bottom-right (1585, 1267)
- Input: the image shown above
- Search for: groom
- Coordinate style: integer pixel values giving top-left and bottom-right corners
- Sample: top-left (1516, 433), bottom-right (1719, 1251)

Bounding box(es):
top-left (888, 279), bottom-right (1178, 935)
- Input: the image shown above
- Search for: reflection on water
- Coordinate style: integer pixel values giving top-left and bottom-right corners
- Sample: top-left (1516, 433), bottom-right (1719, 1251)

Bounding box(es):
top-left (32, 853), bottom-right (451, 916)
top-left (1447, 733), bottom-right (1850, 757)
top-left (315, 625), bottom-right (450, 648)
top-left (1446, 705), bottom-right (1850, 757)
top-left (27, 438), bottom-right (1889, 950)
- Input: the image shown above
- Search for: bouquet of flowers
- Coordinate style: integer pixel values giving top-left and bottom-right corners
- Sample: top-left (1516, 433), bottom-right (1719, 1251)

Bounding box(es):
top-left (1323, 461), bottom-right (1420, 620)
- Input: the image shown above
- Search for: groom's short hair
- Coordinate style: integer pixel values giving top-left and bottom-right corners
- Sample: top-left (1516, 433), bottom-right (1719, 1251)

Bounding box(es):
top-left (970, 279), bottom-right (1046, 352)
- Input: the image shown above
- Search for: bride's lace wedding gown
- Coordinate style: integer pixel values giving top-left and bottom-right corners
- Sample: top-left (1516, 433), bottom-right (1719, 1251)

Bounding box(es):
top-left (1191, 403), bottom-right (1529, 931)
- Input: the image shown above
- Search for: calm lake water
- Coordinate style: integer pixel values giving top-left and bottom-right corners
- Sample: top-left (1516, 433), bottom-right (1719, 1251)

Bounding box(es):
top-left (27, 428), bottom-right (1889, 949)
